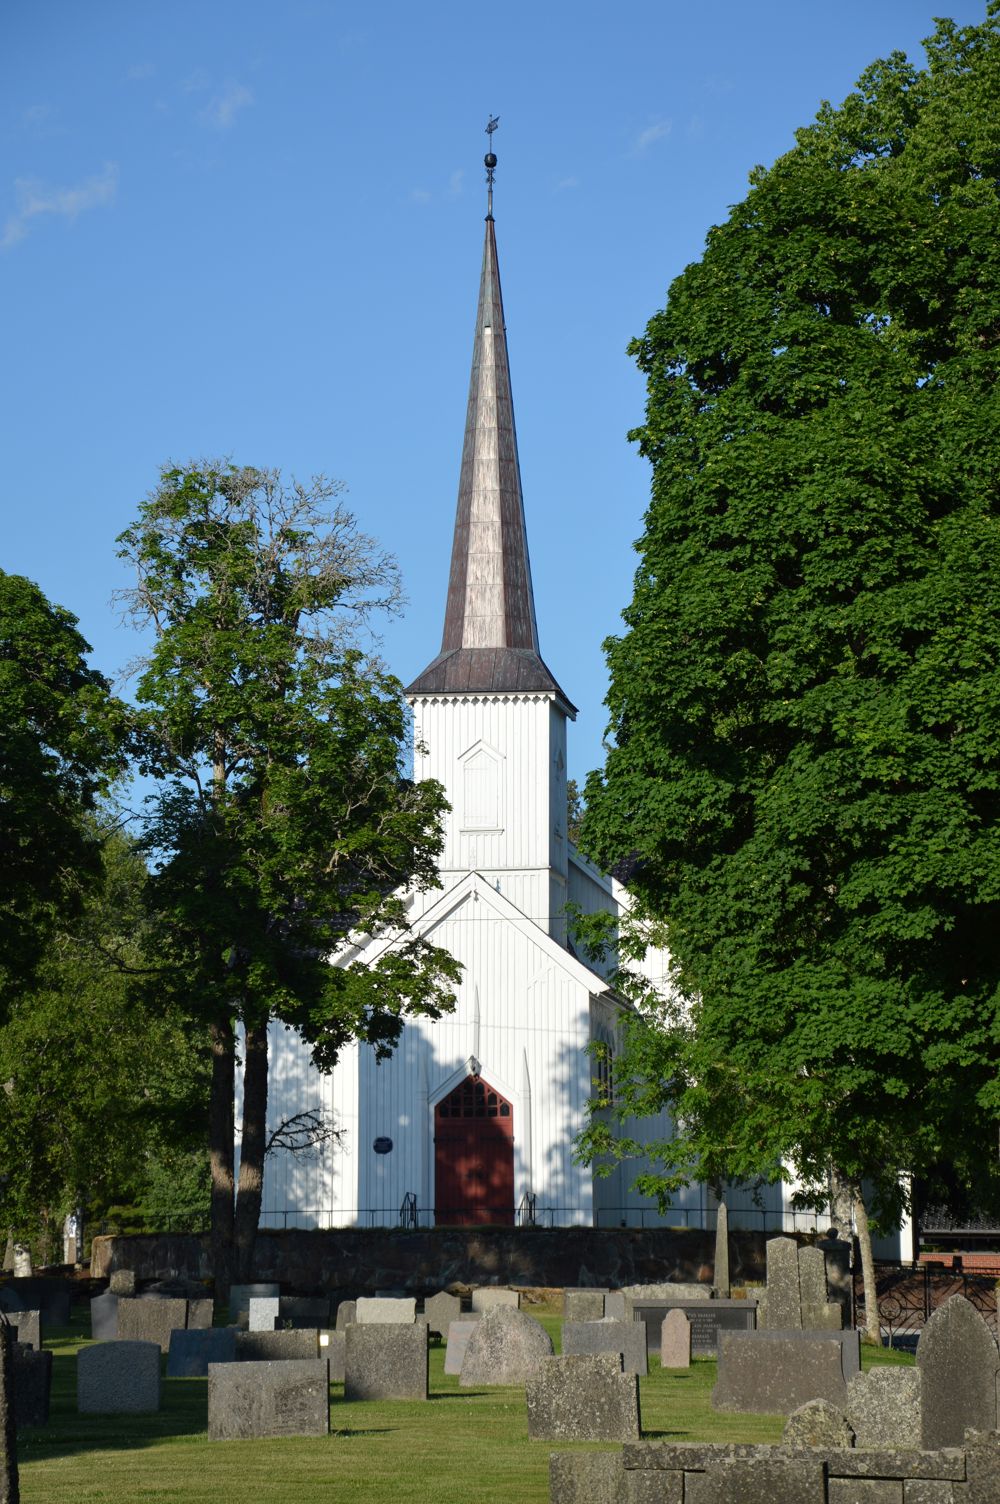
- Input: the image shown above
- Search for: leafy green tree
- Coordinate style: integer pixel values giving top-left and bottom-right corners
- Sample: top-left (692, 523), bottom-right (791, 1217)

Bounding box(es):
top-left (0, 571), bottom-right (127, 1012)
top-left (118, 462), bottom-right (460, 1290)
top-left (578, 6), bottom-right (1000, 1329)
top-left (566, 778), bottom-right (585, 846)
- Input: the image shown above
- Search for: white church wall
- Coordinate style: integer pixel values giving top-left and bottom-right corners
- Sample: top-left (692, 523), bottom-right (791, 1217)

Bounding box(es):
top-left (567, 849), bottom-right (619, 983)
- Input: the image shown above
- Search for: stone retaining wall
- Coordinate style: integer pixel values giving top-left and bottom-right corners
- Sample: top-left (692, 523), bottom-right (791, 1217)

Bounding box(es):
top-left (90, 1225), bottom-right (778, 1292)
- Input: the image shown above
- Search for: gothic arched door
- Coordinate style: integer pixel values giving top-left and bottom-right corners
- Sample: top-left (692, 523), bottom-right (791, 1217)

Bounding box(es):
top-left (434, 1076), bottom-right (514, 1225)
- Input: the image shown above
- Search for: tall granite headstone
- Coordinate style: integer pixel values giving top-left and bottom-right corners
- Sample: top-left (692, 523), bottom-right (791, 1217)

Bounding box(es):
top-left (660, 1309), bottom-right (691, 1369)
top-left (714, 1202), bottom-right (731, 1299)
top-left (0, 1324), bottom-right (19, 1504)
top-left (817, 1234), bottom-right (854, 1330)
top-left (917, 1294), bottom-right (1000, 1449)
top-left (761, 1237), bottom-right (802, 1330)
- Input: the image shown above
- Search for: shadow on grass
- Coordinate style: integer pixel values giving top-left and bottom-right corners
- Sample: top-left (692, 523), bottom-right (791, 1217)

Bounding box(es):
top-left (428, 1391), bottom-right (487, 1401)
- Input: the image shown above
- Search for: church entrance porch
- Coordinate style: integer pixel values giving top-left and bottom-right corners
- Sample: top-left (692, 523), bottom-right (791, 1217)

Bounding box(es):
top-left (434, 1075), bottom-right (514, 1225)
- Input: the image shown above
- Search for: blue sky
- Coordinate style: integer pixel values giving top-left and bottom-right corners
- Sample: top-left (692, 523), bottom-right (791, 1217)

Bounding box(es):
top-left (2, 1), bottom-right (987, 790)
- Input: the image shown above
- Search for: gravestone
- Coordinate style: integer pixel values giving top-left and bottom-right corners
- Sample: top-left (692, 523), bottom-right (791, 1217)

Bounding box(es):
top-left (228, 1283), bottom-right (279, 1325)
top-left (604, 1292), bottom-right (627, 1322)
top-left (1, 1281), bottom-right (70, 1326)
top-left (187, 1298), bottom-right (214, 1330)
top-left (631, 1298), bottom-right (756, 1357)
top-left (715, 1202), bottom-right (731, 1299)
top-left (167, 1328), bottom-right (237, 1378)
top-left (712, 1331), bottom-right (850, 1414)
top-left (356, 1297), bottom-right (416, 1325)
top-left (460, 1306), bottom-right (553, 1387)
top-left (423, 1291), bottom-right (461, 1337)
top-left (235, 1329), bottom-right (319, 1362)
top-left (208, 1359), bottom-right (329, 1440)
top-left (77, 1341), bottom-right (161, 1414)
top-left (279, 1296), bottom-right (330, 1329)
top-left (562, 1319), bottom-right (647, 1376)
top-left (0, 1323), bottom-right (17, 1504)
top-left (623, 1283), bottom-right (713, 1304)
top-left (563, 1289), bottom-right (607, 1322)
top-left (781, 1397), bottom-right (855, 1448)
top-left (10, 1252), bottom-right (30, 1281)
top-left (89, 1291), bottom-right (118, 1341)
top-left (917, 1294), bottom-right (1000, 1448)
top-left (444, 1318), bottom-right (481, 1376)
top-left (248, 1297), bottom-right (279, 1331)
top-left (471, 1288), bottom-right (521, 1313)
top-left (344, 1322), bottom-right (428, 1401)
top-left (684, 1457), bottom-right (826, 1503)
top-left (11, 1345), bottom-right (52, 1427)
top-left (761, 1238), bottom-right (802, 1330)
top-left (6, 1314), bottom-right (39, 1353)
top-left (116, 1296), bottom-right (188, 1354)
top-left (108, 1270), bottom-right (136, 1297)
top-left (818, 1235), bottom-right (854, 1329)
top-left (660, 1309), bottom-right (691, 1369)
top-left (318, 1330), bottom-right (346, 1383)
top-left (334, 1300), bottom-right (357, 1331)
top-left (526, 1354), bottom-right (640, 1442)
top-left (845, 1367), bottom-right (921, 1449)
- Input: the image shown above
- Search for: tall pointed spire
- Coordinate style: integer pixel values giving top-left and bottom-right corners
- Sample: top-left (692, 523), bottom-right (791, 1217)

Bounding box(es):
top-left (407, 134), bottom-right (574, 711)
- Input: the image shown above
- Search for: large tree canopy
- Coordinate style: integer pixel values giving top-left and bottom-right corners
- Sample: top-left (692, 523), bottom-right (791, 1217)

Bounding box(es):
top-left (579, 8), bottom-right (1000, 1231)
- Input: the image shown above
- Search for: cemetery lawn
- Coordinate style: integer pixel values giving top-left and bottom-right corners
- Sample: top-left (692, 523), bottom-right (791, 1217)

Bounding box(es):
top-left (16, 1316), bottom-right (914, 1504)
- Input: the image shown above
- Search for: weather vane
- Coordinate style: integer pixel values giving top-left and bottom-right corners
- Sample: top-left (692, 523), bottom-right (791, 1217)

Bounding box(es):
top-left (485, 115), bottom-right (499, 219)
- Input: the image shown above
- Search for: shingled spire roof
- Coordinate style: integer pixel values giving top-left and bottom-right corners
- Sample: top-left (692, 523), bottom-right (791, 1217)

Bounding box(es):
top-left (405, 206), bottom-right (575, 712)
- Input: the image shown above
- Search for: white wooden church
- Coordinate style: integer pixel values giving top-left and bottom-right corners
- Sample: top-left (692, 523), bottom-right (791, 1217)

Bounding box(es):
top-left (253, 164), bottom-right (907, 1252)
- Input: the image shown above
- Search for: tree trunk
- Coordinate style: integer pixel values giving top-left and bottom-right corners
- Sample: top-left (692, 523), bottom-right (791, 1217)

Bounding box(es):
top-left (208, 1018), bottom-right (236, 1302)
top-left (853, 1188), bottom-right (882, 1345)
top-left (829, 1165), bottom-right (855, 1240)
top-left (233, 1023), bottom-right (269, 1286)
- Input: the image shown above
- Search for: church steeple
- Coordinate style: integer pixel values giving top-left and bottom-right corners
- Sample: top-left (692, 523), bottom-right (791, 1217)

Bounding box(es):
top-left (406, 138), bottom-right (574, 712)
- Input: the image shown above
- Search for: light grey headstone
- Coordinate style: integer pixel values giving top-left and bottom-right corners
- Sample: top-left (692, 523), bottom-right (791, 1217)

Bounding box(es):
top-left (344, 1322), bottom-right (428, 1401)
top-left (1, 1324), bottom-right (18, 1502)
top-left (90, 1290), bottom-right (118, 1341)
top-left (563, 1289), bottom-right (607, 1322)
top-left (208, 1358), bottom-right (329, 1440)
top-left (470, 1287), bottom-right (521, 1313)
top-left (715, 1202), bottom-right (731, 1299)
top-left (684, 1457), bottom-right (826, 1503)
top-left (11, 1343), bottom-right (52, 1426)
top-left (562, 1319), bottom-right (647, 1376)
top-left (318, 1330), bottom-right (345, 1383)
top-left (334, 1300), bottom-right (356, 1331)
top-left (781, 1396), bottom-right (855, 1448)
top-left (355, 1296), bottom-right (416, 1325)
top-left (762, 1238), bottom-right (802, 1330)
top-left (802, 1302), bottom-right (844, 1331)
top-left (548, 1452), bottom-right (633, 1504)
top-left (108, 1270), bottom-right (136, 1297)
top-left (712, 1331), bottom-right (849, 1414)
top-left (11, 1248), bottom-right (31, 1279)
top-left (186, 1298), bottom-right (214, 1330)
top-left (77, 1340), bottom-right (160, 1414)
top-left (660, 1309), bottom-right (692, 1369)
top-left (7, 1311), bottom-right (41, 1352)
top-left (228, 1283), bottom-right (279, 1324)
top-left (623, 1283), bottom-right (713, 1303)
top-left (603, 1292), bottom-right (627, 1322)
top-left (235, 1329), bottom-right (319, 1362)
top-left (459, 1306), bottom-right (553, 1387)
top-left (444, 1318), bottom-right (481, 1375)
top-left (526, 1354), bottom-right (640, 1442)
top-left (248, 1297), bottom-right (279, 1331)
top-left (116, 1297), bottom-right (187, 1354)
top-left (917, 1294), bottom-right (1000, 1448)
top-left (798, 1246), bottom-right (829, 1313)
top-left (423, 1292), bottom-right (461, 1336)
top-left (845, 1367), bottom-right (921, 1449)
top-left (279, 1296), bottom-right (331, 1329)
top-left (167, 1328), bottom-right (237, 1378)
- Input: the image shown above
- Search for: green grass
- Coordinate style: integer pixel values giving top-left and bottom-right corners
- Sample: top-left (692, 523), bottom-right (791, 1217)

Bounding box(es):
top-left (14, 1315), bottom-right (913, 1504)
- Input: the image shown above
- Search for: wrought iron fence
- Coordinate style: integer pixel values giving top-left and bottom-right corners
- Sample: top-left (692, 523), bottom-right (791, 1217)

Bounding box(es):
top-left (855, 1261), bottom-right (999, 1348)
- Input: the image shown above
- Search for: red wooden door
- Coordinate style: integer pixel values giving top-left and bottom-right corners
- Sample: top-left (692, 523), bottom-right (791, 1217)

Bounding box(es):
top-left (434, 1077), bottom-right (514, 1226)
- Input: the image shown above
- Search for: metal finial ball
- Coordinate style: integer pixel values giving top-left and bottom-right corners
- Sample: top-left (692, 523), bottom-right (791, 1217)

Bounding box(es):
top-left (484, 152), bottom-right (497, 169)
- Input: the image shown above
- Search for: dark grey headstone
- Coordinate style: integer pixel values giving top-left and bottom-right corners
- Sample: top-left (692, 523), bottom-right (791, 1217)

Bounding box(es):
top-left (563, 1289), bottom-right (607, 1322)
top-left (167, 1328), bottom-right (237, 1378)
top-left (762, 1238), bottom-right (802, 1330)
top-left (208, 1359), bottom-right (329, 1440)
top-left (845, 1368), bottom-right (921, 1449)
top-left (423, 1292), bottom-right (461, 1337)
top-left (77, 1341), bottom-right (160, 1414)
top-left (632, 1299), bottom-right (757, 1357)
top-left (604, 1292), bottom-right (627, 1323)
top-left (444, 1318), bottom-right (481, 1376)
top-left (781, 1397), bottom-right (854, 1449)
top-left (817, 1237), bottom-right (854, 1329)
top-left (0, 1324), bottom-right (19, 1504)
top-left (344, 1322), bottom-right (428, 1401)
top-left (459, 1306), bottom-right (553, 1387)
top-left (917, 1294), bottom-right (1000, 1448)
top-left (729, 1326), bottom-right (860, 1378)
top-left (1, 1281), bottom-right (70, 1326)
top-left (712, 1331), bottom-right (849, 1415)
top-left (11, 1345), bottom-right (51, 1427)
top-left (235, 1329), bottom-right (319, 1362)
top-left (6, 1314), bottom-right (39, 1353)
top-left (318, 1331), bottom-right (345, 1383)
top-left (549, 1452), bottom-right (638, 1504)
top-left (279, 1296), bottom-right (331, 1329)
top-left (526, 1354), bottom-right (639, 1441)
top-left (116, 1296), bottom-right (187, 1354)
top-left (90, 1291), bottom-right (118, 1341)
top-left (562, 1318), bottom-right (647, 1376)
top-left (685, 1457), bottom-right (826, 1502)
top-left (334, 1300), bottom-right (356, 1332)
top-left (715, 1202), bottom-right (731, 1299)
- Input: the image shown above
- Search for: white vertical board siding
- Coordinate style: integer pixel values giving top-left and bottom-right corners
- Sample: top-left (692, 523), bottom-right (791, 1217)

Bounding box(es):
top-left (567, 852), bottom-right (619, 982)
